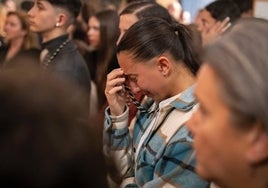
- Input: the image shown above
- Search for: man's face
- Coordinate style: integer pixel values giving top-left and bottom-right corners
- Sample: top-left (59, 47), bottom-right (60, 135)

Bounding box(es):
top-left (28, 0), bottom-right (59, 38)
top-left (194, 9), bottom-right (216, 33)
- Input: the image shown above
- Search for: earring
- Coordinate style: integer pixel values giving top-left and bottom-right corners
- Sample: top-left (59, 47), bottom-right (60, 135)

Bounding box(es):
top-left (56, 23), bottom-right (60, 27)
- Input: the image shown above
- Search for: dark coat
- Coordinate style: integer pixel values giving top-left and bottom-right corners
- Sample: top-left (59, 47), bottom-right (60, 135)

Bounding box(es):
top-left (0, 44), bottom-right (40, 68)
top-left (42, 35), bottom-right (91, 116)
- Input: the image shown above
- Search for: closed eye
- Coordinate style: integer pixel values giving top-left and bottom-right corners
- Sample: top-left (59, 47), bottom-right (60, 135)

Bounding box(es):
top-left (125, 74), bottom-right (137, 83)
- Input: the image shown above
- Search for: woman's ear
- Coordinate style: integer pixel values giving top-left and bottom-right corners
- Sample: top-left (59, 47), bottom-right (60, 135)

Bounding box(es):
top-left (246, 122), bottom-right (268, 165)
top-left (157, 56), bottom-right (170, 77)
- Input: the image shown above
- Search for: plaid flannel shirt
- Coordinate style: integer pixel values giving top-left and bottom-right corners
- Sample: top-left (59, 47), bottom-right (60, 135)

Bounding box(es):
top-left (103, 85), bottom-right (209, 188)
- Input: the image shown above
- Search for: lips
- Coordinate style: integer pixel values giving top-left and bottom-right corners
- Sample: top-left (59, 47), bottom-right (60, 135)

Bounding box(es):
top-left (88, 38), bottom-right (94, 43)
top-left (29, 21), bottom-right (35, 26)
top-left (87, 37), bottom-right (92, 43)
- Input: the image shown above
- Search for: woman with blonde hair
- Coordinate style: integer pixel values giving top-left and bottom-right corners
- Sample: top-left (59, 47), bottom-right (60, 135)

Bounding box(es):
top-left (0, 4), bottom-right (7, 48)
top-left (0, 10), bottom-right (40, 68)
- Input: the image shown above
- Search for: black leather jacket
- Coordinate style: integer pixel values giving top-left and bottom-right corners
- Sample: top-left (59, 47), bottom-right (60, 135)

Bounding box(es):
top-left (42, 35), bottom-right (91, 115)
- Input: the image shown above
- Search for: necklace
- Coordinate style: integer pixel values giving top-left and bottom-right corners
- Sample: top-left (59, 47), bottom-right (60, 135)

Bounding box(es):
top-left (123, 83), bottom-right (148, 113)
top-left (123, 83), bottom-right (159, 116)
top-left (41, 39), bottom-right (69, 68)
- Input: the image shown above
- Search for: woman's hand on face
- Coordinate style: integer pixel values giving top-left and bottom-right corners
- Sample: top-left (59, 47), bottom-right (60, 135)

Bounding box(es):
top-left (105, 68), bottom-right (127, 116)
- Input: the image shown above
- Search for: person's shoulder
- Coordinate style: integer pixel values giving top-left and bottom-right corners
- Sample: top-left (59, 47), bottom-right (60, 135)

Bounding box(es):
top-left (169, 125), bottom-right (193, 143)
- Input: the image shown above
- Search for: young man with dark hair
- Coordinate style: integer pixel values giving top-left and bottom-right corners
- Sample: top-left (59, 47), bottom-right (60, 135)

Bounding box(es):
top-left (231, 0), bottom-right (253, 18)
top-left (28, 0), bottom-right (90, 115)
top-left (194, 0), bottom-right (241, 45)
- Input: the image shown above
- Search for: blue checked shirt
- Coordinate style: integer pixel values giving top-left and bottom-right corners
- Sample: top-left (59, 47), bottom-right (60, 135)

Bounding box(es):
top-left (103, 85), bottom-right (209, 188)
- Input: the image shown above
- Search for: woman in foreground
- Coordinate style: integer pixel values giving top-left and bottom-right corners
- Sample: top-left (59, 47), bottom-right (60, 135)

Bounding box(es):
top-left (187, 18), bottom-right (268, 188)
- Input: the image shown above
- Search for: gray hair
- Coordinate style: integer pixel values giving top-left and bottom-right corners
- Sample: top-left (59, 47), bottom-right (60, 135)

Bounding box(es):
top-left (203, 18), bottom-right (268, 132)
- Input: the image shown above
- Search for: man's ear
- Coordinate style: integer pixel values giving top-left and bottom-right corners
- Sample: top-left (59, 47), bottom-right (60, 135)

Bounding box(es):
top-left (157, 56), bottom-right (170, 77)
top-left (56, 13), bottom-right (67, 27)
top-left (246, 122), bottom-right (268, 165)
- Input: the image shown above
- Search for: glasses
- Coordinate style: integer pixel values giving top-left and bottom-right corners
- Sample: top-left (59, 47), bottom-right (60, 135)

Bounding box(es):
top-left (123, 83), bottom-right (148, 113)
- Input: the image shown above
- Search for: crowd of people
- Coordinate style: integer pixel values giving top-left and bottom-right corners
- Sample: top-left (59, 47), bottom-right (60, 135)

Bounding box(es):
top-left (1, 0), bottom-right (268, 188)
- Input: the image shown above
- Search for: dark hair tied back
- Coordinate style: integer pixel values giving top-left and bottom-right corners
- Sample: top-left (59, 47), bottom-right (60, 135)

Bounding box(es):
top-left (117, 18), bottom-right (200, 75)
top-left (170, 21), bottom-right (200, 75)
top-left (171, 22), bottom-right (180, 36)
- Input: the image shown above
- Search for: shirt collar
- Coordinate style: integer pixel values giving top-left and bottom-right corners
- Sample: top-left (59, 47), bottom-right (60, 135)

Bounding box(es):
top-left (158, 84), bottom-right (195, 107)
top-left (170, 84), bottom-right (196, 112)
top-left (41, 34), bottom-right (69, 52)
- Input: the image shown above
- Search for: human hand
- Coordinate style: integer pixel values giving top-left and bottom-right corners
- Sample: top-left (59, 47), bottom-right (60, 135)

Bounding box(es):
top-left (105, 68), bottom-right (127, 116)
top-left (202, 17), bottom-right (231, 45)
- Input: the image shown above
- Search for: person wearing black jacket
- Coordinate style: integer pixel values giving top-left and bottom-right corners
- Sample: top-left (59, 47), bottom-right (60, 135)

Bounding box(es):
top-left (28, 0), bottom-right (91, 116)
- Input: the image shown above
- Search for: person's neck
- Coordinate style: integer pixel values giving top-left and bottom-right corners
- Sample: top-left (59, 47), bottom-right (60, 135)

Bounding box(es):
top-left (218, 164), bottom-right (268, 188)
top-left (10, 37), bottom-right (24, 49)
top-left (250, 165), bottom-right (268, 188)
top-left (170, 67), bottom-right (196, 96)
top-left (6, 37), bottom-right (24, 61)
top-left (41, 29), bottom-right (68, 43)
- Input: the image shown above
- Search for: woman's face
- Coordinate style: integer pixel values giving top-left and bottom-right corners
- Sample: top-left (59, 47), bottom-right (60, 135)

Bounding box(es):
top-left (87, 16), bottom-right (100, 49)
top-left (187, 64), bottom-right (251, 187)
top-left (5, 0), bottom-right (16, 12)
top-left (4, 14), bottom-right (26, 42)
top-left (117, 51), bottom-right (168, 102)
top-left (117, 13), bottom-right (138, 44)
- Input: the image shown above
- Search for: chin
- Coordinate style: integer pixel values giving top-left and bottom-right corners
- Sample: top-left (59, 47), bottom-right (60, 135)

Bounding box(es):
top-left (29, 26), bottom-right (38, 32)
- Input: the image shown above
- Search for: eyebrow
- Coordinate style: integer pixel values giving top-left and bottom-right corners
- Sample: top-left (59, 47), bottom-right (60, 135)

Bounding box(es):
top-left (201, 18), bottom-right (208, 23)
top-left (124, 74), bottom-right (137, 78)
top-left (37, 0), bottom-right (47, 3)
top-left (36, 0), bottom-right (43, 4)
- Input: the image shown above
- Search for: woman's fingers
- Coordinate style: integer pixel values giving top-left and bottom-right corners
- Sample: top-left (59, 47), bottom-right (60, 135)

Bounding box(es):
top-left (105, 68), bottom-right (127, 116)
top-left (105, 68), bottom-right (125, 94)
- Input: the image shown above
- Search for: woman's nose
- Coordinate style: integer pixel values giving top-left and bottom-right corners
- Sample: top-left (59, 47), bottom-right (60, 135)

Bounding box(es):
top-left (129, 83), bottom-right (141, 94)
